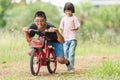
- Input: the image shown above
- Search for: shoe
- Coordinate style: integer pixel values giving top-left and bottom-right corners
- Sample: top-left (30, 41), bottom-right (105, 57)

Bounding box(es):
top-left (69, 68), bottom-right (75, 73)
top-left (67, 64), bottom-right (75, 73)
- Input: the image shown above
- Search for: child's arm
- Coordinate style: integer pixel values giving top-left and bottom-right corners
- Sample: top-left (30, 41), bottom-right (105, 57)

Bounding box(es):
top-left (71, 16), bottom-right (80, 31)
top-left (48, 27), bottom-right (65, 44)
top-left (23, 27), bottom-right (32, 44)
top-left (55, 30), bottom-right (65, 44)
top-left (59, 28), bottom-right (63, 34)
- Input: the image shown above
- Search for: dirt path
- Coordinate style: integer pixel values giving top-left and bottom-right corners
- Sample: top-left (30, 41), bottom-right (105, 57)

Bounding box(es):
top-left (1, 54), bottom-right (120, 78)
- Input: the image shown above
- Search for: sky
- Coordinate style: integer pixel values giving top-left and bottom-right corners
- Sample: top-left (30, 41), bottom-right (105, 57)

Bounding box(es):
top-left (13, 0), bottom-right (88, 7)
top-left (41, 0), bottom-right (87, 7)
top-left (14, 0), bottom-right (120, 7)
top-left (42, 0), bottom-right (120, 7)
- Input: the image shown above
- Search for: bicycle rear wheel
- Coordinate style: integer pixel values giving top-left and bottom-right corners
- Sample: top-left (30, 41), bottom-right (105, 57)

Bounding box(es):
top-left (47, 49), bottom-right (57, 73)
top-left (30, 49), bottom-right (41, 76)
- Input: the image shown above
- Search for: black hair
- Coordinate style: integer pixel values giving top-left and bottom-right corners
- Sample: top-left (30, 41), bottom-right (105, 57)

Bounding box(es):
top-left (34, 11), bottom-right (46, 19)
top-left (64, 2), bottom-right (75, 13)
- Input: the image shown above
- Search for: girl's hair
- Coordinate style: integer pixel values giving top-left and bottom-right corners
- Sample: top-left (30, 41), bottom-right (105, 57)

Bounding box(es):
top-left (64, 2), bottom-right (75, 13)
top-left (34, 11), bottom-right (46, 19)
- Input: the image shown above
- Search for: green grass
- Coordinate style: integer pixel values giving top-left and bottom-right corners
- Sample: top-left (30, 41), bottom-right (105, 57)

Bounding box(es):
top-left (0, 31), bottom-right (29, 63)
top-left (0, 30), bottom-right (120, 62)
top-left (1, 30), bottom-right (120, 80)
top-left (85, 60), bottom-right (120, 80)
top-left (76, 41), bottom-right (120, 56)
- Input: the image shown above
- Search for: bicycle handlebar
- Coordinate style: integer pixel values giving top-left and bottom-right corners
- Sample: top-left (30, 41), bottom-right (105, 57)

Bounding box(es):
top-left (29, 29), bottom-right (44, 36)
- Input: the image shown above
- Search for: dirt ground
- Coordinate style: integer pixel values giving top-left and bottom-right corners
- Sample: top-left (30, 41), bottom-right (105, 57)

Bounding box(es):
top-left (0, 54), bottom-right (120, 78)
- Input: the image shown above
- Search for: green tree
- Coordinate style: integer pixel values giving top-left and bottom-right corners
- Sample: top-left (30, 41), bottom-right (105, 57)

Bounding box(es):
top-left (0, 0), bottom-right (11, 28)
top-left (4, 2), bottom-right (61, 32)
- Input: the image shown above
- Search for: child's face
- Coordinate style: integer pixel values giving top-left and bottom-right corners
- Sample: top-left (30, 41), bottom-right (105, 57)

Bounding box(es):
top-left (34, 16), bottom-right (46, 30)
top-left (65, 10), bottom-right (73, 16)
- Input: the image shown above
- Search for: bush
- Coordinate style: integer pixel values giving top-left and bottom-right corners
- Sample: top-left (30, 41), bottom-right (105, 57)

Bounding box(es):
top-left (4, 2), bottom-right (61, 33)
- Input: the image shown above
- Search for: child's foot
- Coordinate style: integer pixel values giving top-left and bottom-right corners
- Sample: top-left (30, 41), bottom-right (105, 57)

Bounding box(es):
top-left (67, 64), bottom-right (75, 73)
top-left (66, 61), bottom-right (75, 73)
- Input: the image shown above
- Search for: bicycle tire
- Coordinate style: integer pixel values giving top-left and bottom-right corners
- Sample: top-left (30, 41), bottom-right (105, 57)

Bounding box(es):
top-left (30, 49), bottom-right (41, 76)
top-left (47, 49), bottom-right (57, 73)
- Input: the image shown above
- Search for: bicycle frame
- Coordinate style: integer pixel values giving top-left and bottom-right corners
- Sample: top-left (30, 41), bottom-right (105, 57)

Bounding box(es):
top-left (32, 36), bottom-right (56, 65)
top-left (24, 29), bottom-right (57, 75)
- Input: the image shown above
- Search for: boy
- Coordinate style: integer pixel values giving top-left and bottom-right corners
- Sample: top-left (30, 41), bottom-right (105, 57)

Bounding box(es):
top-left (23, 11), bottom-right (74, 73)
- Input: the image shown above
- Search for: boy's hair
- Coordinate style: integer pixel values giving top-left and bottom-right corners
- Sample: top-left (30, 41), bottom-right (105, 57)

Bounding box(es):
top-left (64, 2), bottom-right (75, 13)
top-left (34, 11), bottom-right (46, 19)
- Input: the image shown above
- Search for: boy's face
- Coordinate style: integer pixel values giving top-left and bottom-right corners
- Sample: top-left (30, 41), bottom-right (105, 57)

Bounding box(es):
top-left (34, 16), bottom-right (46, 30)
top-left (65, 10), bottom-right (72, 16)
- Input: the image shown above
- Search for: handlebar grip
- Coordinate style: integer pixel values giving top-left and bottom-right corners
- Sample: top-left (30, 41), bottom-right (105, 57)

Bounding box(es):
top-left (30, 29), bottom-right (44, 36)
top-left (29, 29), bottom-right (39, 32)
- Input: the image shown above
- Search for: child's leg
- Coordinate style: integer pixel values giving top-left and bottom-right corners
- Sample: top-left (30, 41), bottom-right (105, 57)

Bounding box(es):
top-left (64, 41), bottom-right (70, 58)
top-left (28, 46), bottom-right (34, 56)
top-left (69, 40), bottom-right (77, 66)
top-left (48, 42), bottom-right (69, 64)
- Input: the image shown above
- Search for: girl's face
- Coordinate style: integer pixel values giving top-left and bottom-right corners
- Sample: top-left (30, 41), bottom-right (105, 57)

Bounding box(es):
top-left (34, 16), bottom-right (46, 30)
top-left (65, 10), bottom-right (73, 16)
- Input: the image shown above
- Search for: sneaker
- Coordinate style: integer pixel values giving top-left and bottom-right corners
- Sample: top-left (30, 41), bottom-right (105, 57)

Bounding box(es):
top-left (69, 68), bottom-right (75, 73)
top-left (67, 64), bottom-right (75, 73)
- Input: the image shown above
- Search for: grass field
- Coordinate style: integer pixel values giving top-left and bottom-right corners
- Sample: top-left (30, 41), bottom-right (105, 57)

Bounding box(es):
top-left (1, 31), bottom-right (120, 62)
top-left (0, 31), bottom-right (120, 80)
top-left (0, 31), bottom-right (29, 63)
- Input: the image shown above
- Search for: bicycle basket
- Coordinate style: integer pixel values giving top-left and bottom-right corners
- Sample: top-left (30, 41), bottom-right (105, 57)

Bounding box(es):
top-left (30, 37), bottom-right (45, 48)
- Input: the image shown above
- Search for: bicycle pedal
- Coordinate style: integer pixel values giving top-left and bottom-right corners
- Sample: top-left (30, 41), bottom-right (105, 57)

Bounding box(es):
top-left (48, 45), bottom-right (53, 48)
top-left (47, 57), bottom-right (53, 61)
top-left (49, 57), bottom-right (54, 59)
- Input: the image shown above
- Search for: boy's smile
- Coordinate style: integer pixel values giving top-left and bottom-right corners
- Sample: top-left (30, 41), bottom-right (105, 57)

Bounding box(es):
top-left (34, 17), bottom-right (47, 30)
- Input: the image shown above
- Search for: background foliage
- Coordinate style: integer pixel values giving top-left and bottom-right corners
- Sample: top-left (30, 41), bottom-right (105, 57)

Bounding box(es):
top-left (1, 1), bottom-right (120, 79)
top-left (0, 0), bottom-right (120, 44)
top-left (0, 0), bottom-right (11, 27)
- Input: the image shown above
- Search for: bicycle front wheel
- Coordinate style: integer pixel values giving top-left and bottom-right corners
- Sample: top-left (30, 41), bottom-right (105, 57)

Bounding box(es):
top-left (47, 49), bottom-right (57, 73)
top-left (30, 49), bottom-right (41, 76)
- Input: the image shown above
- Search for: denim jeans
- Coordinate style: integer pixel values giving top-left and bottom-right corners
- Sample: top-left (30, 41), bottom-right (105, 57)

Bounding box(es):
top-left (48, 42), bottom-right (64, 58)
top-left (31, 42), bottom-right (65, 58)
top-left (64, 40), bottom-right (77, 66)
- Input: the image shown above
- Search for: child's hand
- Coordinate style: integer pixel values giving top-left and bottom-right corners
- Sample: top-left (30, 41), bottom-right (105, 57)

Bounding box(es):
top-left (23, 27), bottom-right (29, 32)
top-left (71, 28), bottom-right (75, 30)
top-left (71, 27), bottom-right (79, 31)
top-left (48, 27), bottom-right (57, 32)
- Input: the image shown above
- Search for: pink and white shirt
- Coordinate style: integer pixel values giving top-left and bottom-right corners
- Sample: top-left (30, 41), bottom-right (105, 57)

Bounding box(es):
top-left (59, 15), bottom-right (80, 41)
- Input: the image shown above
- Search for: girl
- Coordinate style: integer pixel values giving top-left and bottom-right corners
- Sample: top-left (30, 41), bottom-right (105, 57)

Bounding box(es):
top-left (59, 2), bottom-right (80, 73)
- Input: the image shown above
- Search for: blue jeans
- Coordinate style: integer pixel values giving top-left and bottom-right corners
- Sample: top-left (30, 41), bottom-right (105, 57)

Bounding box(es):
top-left (64, 40), bottom-right (77, 66)
top-left (48, 42), bottom-right (64, 58)
top-left (30, 42), bottom-right (65, 58)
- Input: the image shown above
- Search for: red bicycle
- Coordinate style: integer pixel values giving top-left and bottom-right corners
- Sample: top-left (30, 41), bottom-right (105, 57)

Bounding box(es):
top-left (24, 29), bottom-right (57, 76)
